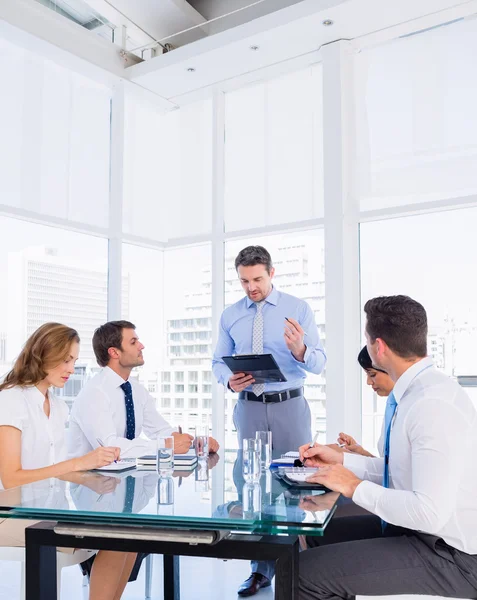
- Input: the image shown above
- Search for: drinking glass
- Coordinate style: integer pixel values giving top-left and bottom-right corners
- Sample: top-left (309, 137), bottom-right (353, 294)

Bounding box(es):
top-left (242, 482), bottom-right (262, 520)
top-left (255, 430), bottom-right (272, 469)
top-left (157, 476), bottom-right (174, 516)
top-left (242, 438), bottom-right (261, 483)
top-left (194, 424), bottom-right (209, 457)
top-left (195, 457), bottom-right (209, 492)
top-left (157, 435), bottom-right (174, 477)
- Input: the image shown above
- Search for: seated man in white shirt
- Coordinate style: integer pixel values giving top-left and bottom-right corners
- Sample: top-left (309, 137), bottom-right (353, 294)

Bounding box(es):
top-left (298, 295), bottom-right (477, 600)
top-left (68, 320), bottom-right (219, 460)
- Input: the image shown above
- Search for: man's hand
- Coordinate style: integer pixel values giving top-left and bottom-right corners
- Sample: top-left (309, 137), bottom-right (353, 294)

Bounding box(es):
top-left (337, 432), bottom-right (375, 457)
top-left (229, 372), bottom-right (255, 393)
top-left (172, 432), bottom-right (194, 454)
top-left (208, 437), bottom-right (220, 453)
top-left (306, 465), bottom-right (362, 498)
top-left (284, 318), bottom-right (306, 362)
top-left (299, 491), bottom-right (340, 512)
top-left (298, 443), bottom-right (343, 467)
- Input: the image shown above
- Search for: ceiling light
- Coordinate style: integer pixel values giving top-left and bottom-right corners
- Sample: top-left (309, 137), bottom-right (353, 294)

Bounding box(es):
top-left (322, 19), bottom-right (334, 26)
top-left (250, 45), bottom-right (260, 51)
top-left (187, 67), bottom-right (196, 72)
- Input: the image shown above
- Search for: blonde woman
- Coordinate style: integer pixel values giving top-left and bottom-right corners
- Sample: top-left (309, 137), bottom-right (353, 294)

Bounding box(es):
top-left (0, 323), bottom-right (136, 600)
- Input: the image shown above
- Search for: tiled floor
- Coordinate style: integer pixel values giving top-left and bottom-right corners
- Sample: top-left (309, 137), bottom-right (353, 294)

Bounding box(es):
top-left (0, 554), bottom-right (275, 599)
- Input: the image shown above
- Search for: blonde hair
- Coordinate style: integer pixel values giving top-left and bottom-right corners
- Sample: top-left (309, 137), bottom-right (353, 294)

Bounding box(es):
top-left (0, 323), bottom-right (80, 391)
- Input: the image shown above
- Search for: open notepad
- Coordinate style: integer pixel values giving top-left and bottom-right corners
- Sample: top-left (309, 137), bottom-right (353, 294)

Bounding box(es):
top-left (270, 451), bottom-right (300, 466)
top-left (93, 460), bottom-right (136, 472)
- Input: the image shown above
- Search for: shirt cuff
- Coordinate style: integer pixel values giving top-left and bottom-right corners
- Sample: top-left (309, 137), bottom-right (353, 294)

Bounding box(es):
top-left (343, 452), bottom-right (368, 479)
top-left (352, 479), bottom-right (385, 513)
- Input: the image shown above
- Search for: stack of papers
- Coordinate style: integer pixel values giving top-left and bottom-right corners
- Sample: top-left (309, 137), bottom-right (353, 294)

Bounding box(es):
top-left (93, 459), bottom-right (136, 472)
top-left (136, 449), bottom-right (198, 471)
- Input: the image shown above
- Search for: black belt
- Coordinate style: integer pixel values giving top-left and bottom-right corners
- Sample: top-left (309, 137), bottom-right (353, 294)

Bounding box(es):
top-left (239, 387), bottom-right (303, 404)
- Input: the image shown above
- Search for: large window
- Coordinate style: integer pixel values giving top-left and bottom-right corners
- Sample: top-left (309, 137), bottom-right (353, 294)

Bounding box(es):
top-left (123, 93), bottom-right (213, 241)
top-left (355, 18), bottom-right (477, 211)
top-left (360, 207), bottom-right (477, 452)
top-left (122, 243), bottom-right (164, 411)
top-left (0, 37), bottom-right (111, 226)
top-left (160, 245), bottom-right (212, 434)
top-left (0, 217), bottom-right (108, 405)
top-left (224, 65), bottom-right (324, 232)
top-left (224, 230), bottom-right (325, 447)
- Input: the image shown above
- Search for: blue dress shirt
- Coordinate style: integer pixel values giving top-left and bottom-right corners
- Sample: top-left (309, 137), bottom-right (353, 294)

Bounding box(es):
top-left (212, 287), bottom-right (326, 393)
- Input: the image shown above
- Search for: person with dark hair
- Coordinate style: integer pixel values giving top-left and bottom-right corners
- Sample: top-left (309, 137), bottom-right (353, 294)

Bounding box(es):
top-left (297, 295), bottom-right (477, 600)
top-left (213, 245), bottom-right (326, 595)
top-left (334, 346), bottom-right (394, 457)
top-left (0, 323), bottom-right (137, 600)
top-left (68, 320), bottom-right (219, 459)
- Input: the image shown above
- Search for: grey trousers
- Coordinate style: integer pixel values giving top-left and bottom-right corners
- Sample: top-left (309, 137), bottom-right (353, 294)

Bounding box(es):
top-left (233, 394), bottom-right (312, 454)
top-left (234, 394), bottom-right (312, 581)
top-left (300, 514), bottom-right (477, 600)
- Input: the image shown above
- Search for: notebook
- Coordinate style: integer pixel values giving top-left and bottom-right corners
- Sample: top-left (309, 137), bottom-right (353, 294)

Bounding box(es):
top-left (136, 449), bottom-right (198, 469)
top-left (270, 451), bottom-right (300, 467)
top-left (93, 460), bottom-right (136, 472)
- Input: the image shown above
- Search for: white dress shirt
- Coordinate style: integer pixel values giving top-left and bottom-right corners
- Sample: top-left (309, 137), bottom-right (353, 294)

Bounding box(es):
top-left (68, 367), bottom-right (175, 459)
top-left (345, 357), bottom-right (477, 554)
top-left (0, 386), bottom-right (69, 490)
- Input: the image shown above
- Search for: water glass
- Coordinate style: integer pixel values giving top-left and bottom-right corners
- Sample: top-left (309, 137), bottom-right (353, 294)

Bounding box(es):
top-left (157, 476), bottom-right (174, 516)
top-left (255, 430), bottom-right (272, 469)
top-left (242, 482), bottom-right (262, 520)
top-left (242, 438), bottom-right (261, 483)
top-left (157, 435), bottom-right (174, 476)
top-left (194, 424), bottom-right (209, 457)
top-left (195, 457), bottom-right (209, 492)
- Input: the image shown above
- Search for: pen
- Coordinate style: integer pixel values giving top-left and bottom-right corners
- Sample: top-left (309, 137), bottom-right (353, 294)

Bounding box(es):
top-left (309, 432), bottom-right (319, 449)
top-left (337, 442), bottom-right (346, 448)
top-left (96, 437), bottom-right (118, 463)
top-left (285, 317), bottom-right (309, 337)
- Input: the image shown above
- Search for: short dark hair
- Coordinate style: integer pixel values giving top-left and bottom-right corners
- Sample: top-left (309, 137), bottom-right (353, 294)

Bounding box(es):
top-left (364, 295), bottom-right (427, 359)
top-left (235, 246), bottom-right (273, 274)
top-left (93, 320), bottom-right (136, 367)
top-left (357, 346), bottom-right (386, 373)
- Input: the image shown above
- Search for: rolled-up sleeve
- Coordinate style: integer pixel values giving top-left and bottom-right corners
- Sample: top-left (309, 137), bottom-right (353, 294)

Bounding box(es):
top-left (293, 302), bottom-right (326, 375)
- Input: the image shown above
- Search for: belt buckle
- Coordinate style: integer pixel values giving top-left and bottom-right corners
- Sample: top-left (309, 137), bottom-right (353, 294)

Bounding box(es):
top-left (261, 393), bottom-right (267, 404)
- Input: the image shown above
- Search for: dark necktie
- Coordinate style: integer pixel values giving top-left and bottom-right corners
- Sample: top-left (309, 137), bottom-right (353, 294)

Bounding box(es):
top-left (123, 476), bottom-right (136, 513)
top-left (120, 381), bottom-right (135, 440)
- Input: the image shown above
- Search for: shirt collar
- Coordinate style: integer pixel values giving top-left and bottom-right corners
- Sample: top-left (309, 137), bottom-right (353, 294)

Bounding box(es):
top-left (104, 366), bottom-right (128, 389)
top-left (392, 356), bottom-right (434, 403)
top-left (246, 286), bottom-right (279, 308)
top-left (26, 386), bottom-right (48, 405)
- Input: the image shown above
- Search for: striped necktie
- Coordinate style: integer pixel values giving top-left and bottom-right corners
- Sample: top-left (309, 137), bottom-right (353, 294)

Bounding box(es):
top-left (252, 301), bottom-right (265, 397)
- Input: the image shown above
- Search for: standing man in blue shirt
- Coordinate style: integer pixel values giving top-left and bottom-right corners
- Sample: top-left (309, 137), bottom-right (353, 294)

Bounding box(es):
top-left (212, 245), bottom-right (326, 596)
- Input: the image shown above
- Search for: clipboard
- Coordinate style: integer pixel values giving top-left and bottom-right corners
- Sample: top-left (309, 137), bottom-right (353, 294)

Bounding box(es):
top-left (222, 353), bottom-right (287, 384)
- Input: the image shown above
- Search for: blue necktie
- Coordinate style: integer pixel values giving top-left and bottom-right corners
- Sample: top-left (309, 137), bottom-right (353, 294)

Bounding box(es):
top-left (123, 476), bottom-right (136, 513)
top-left (382, 391), bottom-right (397, 530)
top-left (120, 381), bottom-right (135, 440)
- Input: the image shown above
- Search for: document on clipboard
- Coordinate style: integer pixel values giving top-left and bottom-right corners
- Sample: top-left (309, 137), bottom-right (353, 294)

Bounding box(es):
top-left (222, 354), bottom-right (287, 384)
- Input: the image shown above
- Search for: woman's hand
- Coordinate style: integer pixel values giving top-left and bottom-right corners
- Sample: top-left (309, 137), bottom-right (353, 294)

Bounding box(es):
top-left (74, 446), bottom-right (120, 471)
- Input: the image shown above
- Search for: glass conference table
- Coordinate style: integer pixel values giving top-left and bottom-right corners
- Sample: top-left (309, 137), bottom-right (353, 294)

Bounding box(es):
top-left (0, 450), bottom-right (339, 600)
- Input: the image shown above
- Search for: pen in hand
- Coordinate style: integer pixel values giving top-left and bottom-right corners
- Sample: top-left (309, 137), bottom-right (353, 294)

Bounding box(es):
top-left (96, 437), bottom-right (118, 463)
top-left (309, 432), bottom-right (319, 449)
top-left (285, 317), bottom-right (309, 337)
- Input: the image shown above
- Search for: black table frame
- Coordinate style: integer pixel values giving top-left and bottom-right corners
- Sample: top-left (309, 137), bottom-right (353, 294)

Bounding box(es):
top-left (25, 521), bottom-right (300, 600)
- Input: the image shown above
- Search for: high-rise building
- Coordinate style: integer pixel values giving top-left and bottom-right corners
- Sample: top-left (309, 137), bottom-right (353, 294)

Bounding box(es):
top-left (6, 246), bottom-right (129, 403)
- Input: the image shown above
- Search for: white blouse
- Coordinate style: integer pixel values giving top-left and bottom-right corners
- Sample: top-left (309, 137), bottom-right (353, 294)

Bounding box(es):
top-left (0, 386), bottom-right (69, 488)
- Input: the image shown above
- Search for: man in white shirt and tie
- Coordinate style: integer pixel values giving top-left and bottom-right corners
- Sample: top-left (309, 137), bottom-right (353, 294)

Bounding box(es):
top-left (298, 295), bottom-right (477, 600)
top-left (68, 320), bottom-right (219, 459)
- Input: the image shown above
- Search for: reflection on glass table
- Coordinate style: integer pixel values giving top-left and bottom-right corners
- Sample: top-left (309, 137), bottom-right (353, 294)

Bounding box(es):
top-left (0, 451), bottom-right (338, 536)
